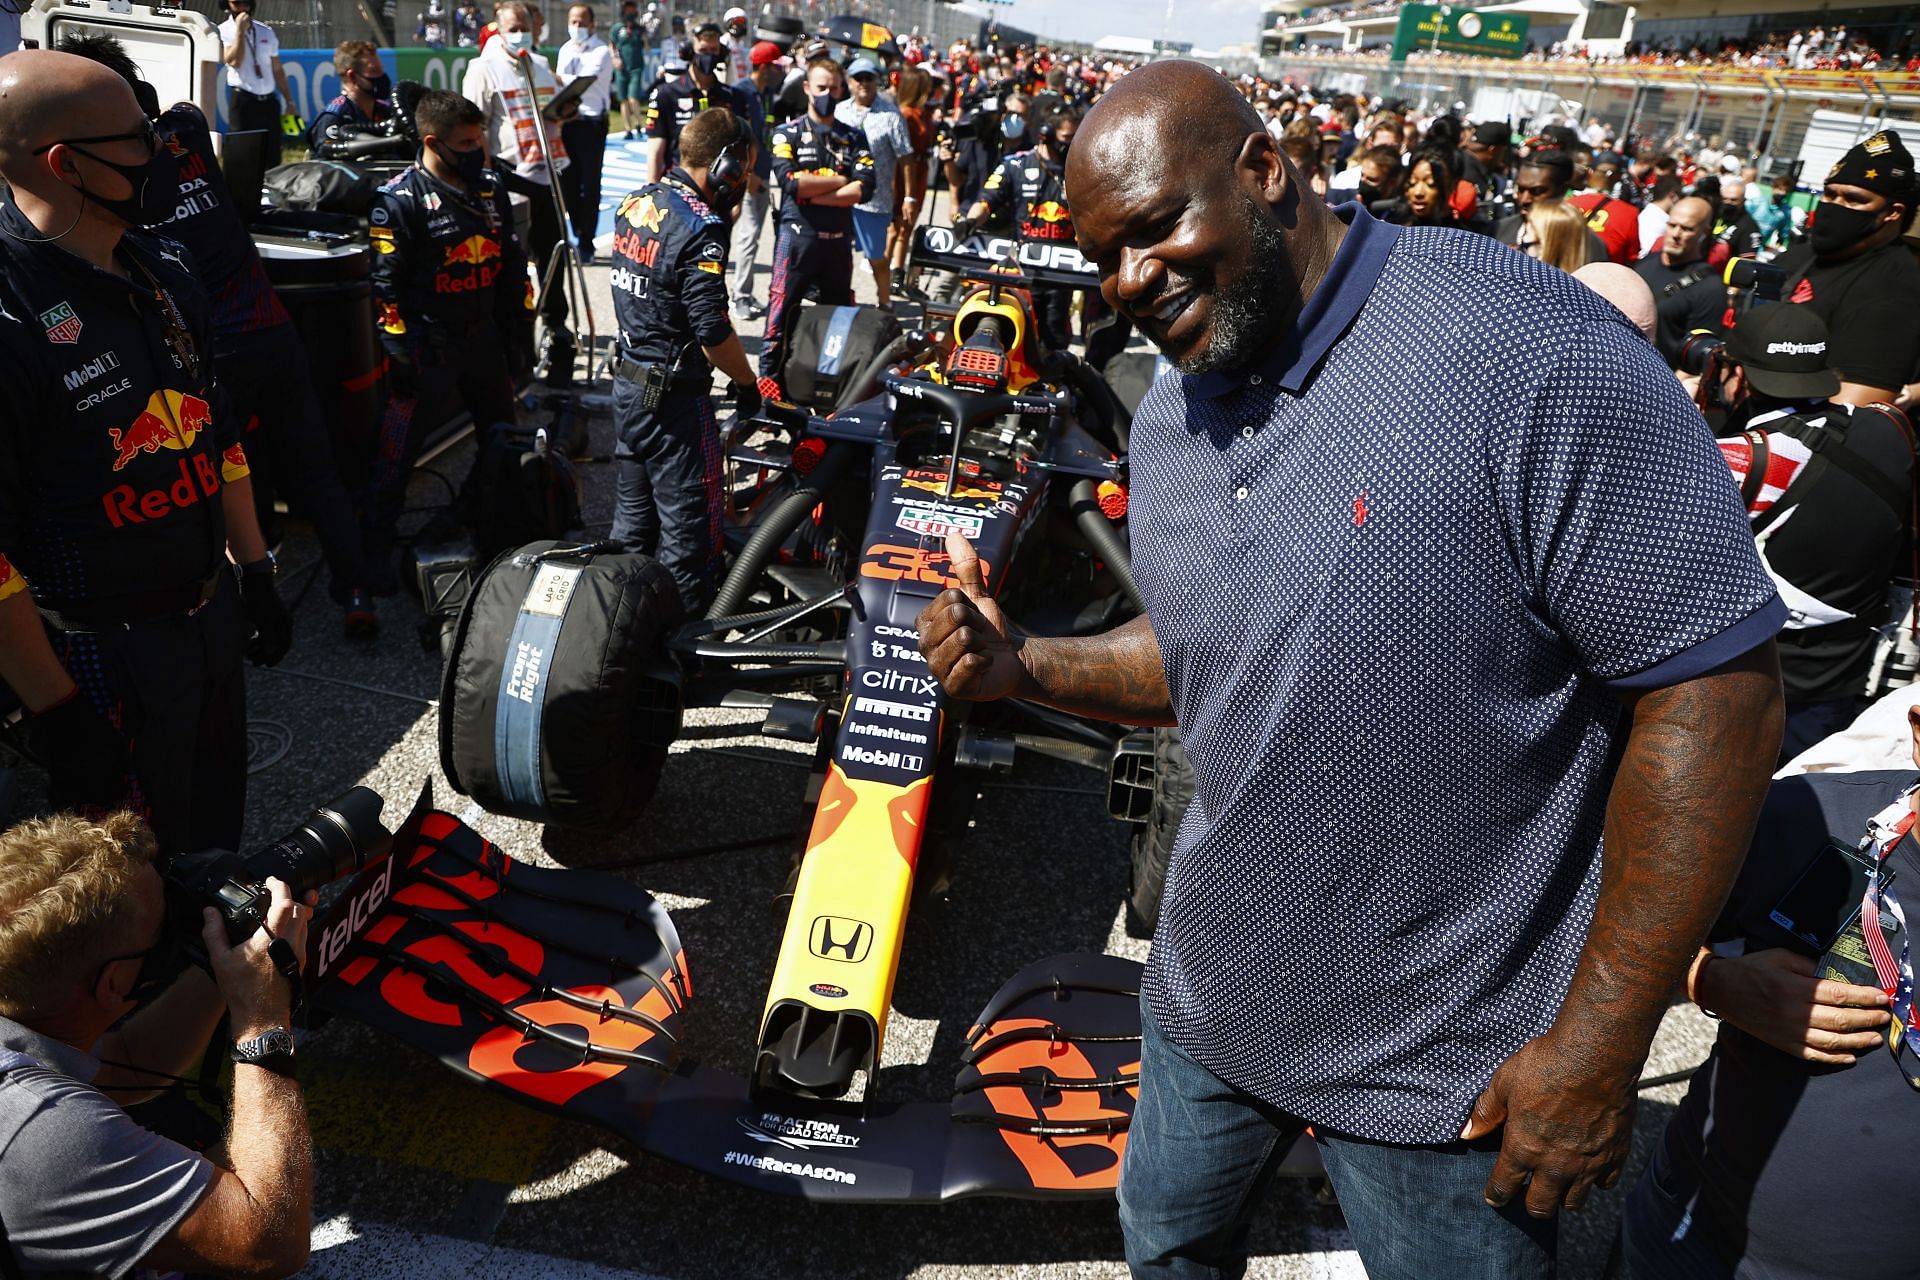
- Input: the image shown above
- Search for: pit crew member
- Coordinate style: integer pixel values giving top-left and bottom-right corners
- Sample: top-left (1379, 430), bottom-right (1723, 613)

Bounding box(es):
top-left (643, 33), bottom-right (746, 184)
top-left (365, 89), bottom-right (533, 578)
top-left (0, 49), bottom-right (290, 854)
top-left (608, 108), bottom-right (760, 613)
top-left (952, 105), bottom-right (1079, 350)
top-left (62, 33), bottom-right (378, 636)
top-left (758, 56), bottom-right (873, 387)
top-left (306, 40), bottom-right (393, 159)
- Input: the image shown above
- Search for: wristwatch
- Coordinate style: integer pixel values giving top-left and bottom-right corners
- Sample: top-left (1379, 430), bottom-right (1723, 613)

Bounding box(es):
top-left (231, 1026), bottom-right (297, 1077)
top-left (239, 551), bottom-right (278, 578)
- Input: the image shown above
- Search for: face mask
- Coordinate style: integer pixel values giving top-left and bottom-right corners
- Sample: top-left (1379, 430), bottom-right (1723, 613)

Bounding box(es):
top-left (693, 51), bottom-right (722, 75)
top-left (569, 24), bottom-right (591, 43)
top-left (810, 91), bottom-right (836, 118)
top-left (434, 141), bottom-right (488, 189)
top-left (1001, 115), bottom-right (1025, 141)
top-left (1809, 201), bottom-right (1878, 256)
top-left (360, 72), bottom-right (393, 101)
top-left (1356, 181), bottom-right (1381, 204)
top-left (70, 143), bottom-right (177, 226)
top-left (502, 29), bottom-right (533, 54)
top-left (122, 934), bottom-right (189, 1006)
top-left (1049, 133), bottom-right (1070, 160)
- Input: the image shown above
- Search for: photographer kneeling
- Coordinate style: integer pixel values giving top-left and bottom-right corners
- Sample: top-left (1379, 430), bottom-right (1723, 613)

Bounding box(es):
top-left (0, 812), bottom-right (313, 1278)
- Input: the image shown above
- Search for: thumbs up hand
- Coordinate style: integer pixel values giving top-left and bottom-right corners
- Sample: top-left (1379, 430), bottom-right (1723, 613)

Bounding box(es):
top-left (915, 532), bottom-right (1026, 703)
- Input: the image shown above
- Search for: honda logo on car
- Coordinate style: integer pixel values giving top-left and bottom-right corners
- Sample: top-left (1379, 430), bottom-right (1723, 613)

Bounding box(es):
top-left (896, 505), bottom-right (983, 540)
top-left (841, 743), bottom-right (924, 772)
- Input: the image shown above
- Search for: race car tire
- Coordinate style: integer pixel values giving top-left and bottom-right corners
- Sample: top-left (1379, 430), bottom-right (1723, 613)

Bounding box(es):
top-left (440, 541), bottom-right (683, 833)
top-left (1127, 726), bottom-right (1192, 938)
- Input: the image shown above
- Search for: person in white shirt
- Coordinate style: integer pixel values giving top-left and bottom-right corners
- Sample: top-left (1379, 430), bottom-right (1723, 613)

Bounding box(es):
top-left (721, 6), bottom-right (752, 84)
top-left (557, 3), bottom-right (615, 261)
top-left (217, 0), bottom-right (293, 136)
top-left (1638, 173), bottom-right (1683, 259)
top-left (835, 56), bottom-right (911, 302)
top-left (463, 0), bottom-right (576, 327)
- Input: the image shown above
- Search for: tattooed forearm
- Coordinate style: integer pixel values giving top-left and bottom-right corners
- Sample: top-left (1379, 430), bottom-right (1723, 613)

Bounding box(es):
top-left (1550, 640), bottom-right (1784, 1074)
top-left (1016, 614), bottom-right (1176, 726)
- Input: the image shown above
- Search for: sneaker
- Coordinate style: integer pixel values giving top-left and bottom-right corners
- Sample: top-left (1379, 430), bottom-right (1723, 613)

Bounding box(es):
top-left (577, 242), bottom-right (596, 264)
top-left (343, 589), bottom-right (379, 638)
top-left (735, 298), bottom-right (766, 320)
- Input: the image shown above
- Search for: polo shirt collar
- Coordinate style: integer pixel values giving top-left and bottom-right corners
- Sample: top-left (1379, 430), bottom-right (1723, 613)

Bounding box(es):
top-left (1186, 202), bottom-right (1401, 399)
top-left (0, 1011), bottom-right (100, 1083)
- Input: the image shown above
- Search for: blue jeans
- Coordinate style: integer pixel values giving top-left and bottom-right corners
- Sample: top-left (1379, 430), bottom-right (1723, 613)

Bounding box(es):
top-left (1119, 997), bottom-right (1557, 1280)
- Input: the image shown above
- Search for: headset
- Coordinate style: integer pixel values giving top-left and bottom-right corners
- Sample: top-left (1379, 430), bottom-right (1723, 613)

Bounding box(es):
top-left (706, 115), bottom-right (754, 210)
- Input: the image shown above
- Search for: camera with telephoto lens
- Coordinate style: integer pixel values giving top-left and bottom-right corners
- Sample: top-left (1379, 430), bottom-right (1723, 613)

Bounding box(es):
top-left (163, 787), bottom-right (395, 950)
top-left (1678, 329), bottom-right (1726, 377)
top-left (1724, 258), bottom-right (1783, 304)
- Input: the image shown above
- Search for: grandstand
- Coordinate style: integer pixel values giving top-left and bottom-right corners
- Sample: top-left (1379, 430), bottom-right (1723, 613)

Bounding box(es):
top-left (1255, 0), bottom-right (1919, 168)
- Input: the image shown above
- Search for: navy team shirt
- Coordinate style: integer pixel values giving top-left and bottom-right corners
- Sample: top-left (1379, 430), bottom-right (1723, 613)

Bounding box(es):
top-left (1130, 205), bottom-right (1787, 1145)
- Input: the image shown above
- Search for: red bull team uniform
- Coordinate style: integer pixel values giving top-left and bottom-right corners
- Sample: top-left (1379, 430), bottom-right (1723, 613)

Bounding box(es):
top-left (366, 160), bottom-right (534, 570)
top-left (607, 170), bottom-right (736, 611)
top-left (0, 196), bottom-right (253, 851)
top-left (759, 114), bottom-right (874, 383)
top-left (978, 148), bottom-right (1074, 351)
top-left (156, 101), bottom-right (371, 609)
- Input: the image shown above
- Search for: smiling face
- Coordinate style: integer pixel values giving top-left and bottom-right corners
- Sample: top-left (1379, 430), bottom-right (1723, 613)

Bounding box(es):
top-left (1069, 110), bottom-right (1301, 375)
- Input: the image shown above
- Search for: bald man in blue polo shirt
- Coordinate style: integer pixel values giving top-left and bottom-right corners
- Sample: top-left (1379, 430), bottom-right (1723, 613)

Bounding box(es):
top-left (919, 61), bottom-right (1786, 1278)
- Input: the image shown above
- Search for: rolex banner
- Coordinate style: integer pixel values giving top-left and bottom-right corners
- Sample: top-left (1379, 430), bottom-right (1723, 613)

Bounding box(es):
top-left (1389, 5), bottom-right (1529, 61)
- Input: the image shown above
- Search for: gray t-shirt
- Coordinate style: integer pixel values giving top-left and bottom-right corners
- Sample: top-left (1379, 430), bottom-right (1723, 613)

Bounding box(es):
top-left (834, 97), bottom-right (911, 217)
top-left (0, 1017), bottom-right (214, 1278)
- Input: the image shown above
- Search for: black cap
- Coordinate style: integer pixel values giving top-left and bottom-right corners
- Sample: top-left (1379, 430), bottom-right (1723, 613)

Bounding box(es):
top-left (693, 18), bottom-right (722, 36)
top-left (1470, 120), bottom-right (1508, 146)
top-left (1726, 303), bottom-right (1842, 399)
top-left (1826, 129), bottom-right (1915, 199)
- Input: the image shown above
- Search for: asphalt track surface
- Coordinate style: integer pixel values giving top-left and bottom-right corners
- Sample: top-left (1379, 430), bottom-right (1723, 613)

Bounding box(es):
top-left (4, 148), bottom-right (1718, 1277)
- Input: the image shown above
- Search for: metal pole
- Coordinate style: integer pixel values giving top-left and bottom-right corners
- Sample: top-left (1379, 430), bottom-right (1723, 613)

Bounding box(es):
top-left (512, 49), bottom-right (597, 382)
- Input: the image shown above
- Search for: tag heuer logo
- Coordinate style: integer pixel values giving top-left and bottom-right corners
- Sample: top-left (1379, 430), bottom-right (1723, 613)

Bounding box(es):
top-left (40, 302), bottom-right (82, 345)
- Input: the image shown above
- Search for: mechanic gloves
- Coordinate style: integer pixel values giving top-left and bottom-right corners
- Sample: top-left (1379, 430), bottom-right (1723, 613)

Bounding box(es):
top-left (241, 563), bottom-right (294, 667)
top-left (731, 380), bottom-right (763, 423)
top-left (950, 216), bottom-right (978, 243)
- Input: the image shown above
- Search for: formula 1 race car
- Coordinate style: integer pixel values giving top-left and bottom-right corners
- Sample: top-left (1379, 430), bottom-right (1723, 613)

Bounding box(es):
top-left (301, 235), bottom-right (1236, 1203)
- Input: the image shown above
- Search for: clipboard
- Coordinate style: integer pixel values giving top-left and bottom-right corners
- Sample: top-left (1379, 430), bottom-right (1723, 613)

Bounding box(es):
top-left (541, 72), bottom-right (593, 122)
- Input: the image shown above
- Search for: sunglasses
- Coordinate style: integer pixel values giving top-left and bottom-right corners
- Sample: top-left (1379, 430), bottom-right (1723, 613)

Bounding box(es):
top-left (33, 119), bottom-right (161, 160)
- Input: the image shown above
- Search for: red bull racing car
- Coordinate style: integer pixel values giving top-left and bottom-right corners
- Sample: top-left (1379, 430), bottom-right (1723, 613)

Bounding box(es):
top-left (298, 235), bottom-right (1232, 1203)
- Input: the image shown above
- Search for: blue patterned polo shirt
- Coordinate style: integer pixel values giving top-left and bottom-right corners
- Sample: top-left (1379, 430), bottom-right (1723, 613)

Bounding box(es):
top-left (1131, 205), bottom-right (1786, 1144)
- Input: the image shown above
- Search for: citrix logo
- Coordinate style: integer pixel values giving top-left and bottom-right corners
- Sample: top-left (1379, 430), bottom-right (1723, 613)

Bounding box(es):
top-left (859, 667), bottom-right (937, 698)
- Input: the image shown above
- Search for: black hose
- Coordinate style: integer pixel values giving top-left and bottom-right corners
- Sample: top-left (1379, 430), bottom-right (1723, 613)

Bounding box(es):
top-left (707, 443), bottom-right (855, 619)
top-left (1069, 478), bottom-right (1145, 614)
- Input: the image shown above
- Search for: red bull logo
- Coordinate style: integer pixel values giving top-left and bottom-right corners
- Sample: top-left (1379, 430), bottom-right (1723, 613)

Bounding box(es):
top-left (443, 234), bottom-right (501, 267)
top-left (617, 193), bottom-right (666, 233)
top-left (107, 390), bottom-right (212, 471)
top-left (1021, 200), bottom-right (1075, 243)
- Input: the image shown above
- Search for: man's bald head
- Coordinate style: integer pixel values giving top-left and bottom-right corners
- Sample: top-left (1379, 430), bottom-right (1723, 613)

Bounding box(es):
top-left (1065, 58), bottom-right (1336, 376)
top-left (1070, 59), bottom-right (1264, 202)
top-left (0, 50), bottom-right (146, 185)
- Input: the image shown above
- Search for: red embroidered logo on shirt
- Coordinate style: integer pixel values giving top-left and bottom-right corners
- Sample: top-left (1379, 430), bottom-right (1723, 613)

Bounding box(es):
top-left (1353, 490), bottom-right (1368, 527)
top-left (1790, 278), bottom-right (1814, 305)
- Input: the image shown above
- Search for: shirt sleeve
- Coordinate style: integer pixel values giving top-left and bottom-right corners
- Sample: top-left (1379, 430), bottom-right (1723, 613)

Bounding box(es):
top-left (681, 225), bottom-right (734, 349)
top-left (846, 131), bottom-right (875, 205)
top-left (979, 156), bottom-right (1014, 216)
top-left (0, 1069), bottom-right (216, 1277)
top-left (493, 180), bottom-right (534, 331)
top-left (367, 192), bottom-right (413, 358)
top-left (769, 123), bottom-right (799, 200)
top-left (1491, 314), bottom-right (1785, 689)
top-left (645, 84), bottom-right (675, 140)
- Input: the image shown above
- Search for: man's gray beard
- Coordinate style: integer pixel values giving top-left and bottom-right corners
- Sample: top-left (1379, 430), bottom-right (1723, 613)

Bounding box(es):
top-left (1169, 197), bottom-right (1289, 376)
